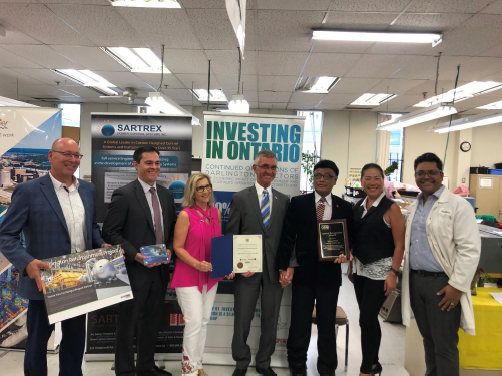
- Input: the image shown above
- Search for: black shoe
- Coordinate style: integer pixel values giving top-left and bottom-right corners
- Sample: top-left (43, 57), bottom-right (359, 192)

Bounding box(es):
top-left (319, 373), bottom-right (335, 376)
top-left (232, 368), bottom-right (247, 376)
top-left (371, 362), bottom-right (383, 375)
top-left (289, 365), bottom-right (307, 376)
top-left (256, 366), bottom-right (277, 376)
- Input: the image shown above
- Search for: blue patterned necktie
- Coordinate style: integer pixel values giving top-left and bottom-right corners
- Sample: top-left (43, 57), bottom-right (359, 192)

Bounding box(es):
top-left (261, 190), bottom-right (270, 228)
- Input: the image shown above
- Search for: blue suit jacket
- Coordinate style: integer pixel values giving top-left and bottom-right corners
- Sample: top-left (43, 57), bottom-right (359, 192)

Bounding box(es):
top-left (0, 174), bottom-right (105, 300)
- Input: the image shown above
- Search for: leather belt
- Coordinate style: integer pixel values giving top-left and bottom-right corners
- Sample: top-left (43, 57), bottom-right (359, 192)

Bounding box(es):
top-left (410, 269), bottom-right (448, 278)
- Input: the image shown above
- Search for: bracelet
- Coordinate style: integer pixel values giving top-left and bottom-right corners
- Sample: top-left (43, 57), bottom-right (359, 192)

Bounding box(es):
top-left (390, 267), bottom-right (399, 276)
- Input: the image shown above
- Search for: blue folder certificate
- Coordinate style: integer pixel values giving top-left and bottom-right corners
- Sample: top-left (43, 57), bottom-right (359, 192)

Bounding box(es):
top-left (211, 235), bottom-right (262, 279)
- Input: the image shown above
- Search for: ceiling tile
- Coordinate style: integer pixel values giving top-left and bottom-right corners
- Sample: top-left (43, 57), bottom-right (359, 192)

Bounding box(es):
top-left (368, 78), bottom-right (426, 94)
top-left (217, 74), bottom-right (258, 91)
top-left (222, 90), bottom-right (258, 102)
top-left (405, 79), bottom-right (462, 95)
top-left (259, 91), bottom-right (292, 102)
top-left (366, 42), bottom-right (431, 56)
top-left (163, 49), bottom-right (209, 74)
top-left (386, 94), bottom-right (425, 107)
top-left (329, 78), bottom-right (383, 94)
top-left (258, 102), bottom-right (287, 109)
top-left (316, 104), bottom-right (346, 110)
top-left (258, 0), bottom-right (330, 10)
top-left (10, 68), bottom-right (81, 86)
top-left (256, 10), bottom-right (324, 52)
top-left (479, 43), bottom-right (502, 57)
top-left (117, 8), bottom-right (200, 49)
top-left (0, 3), bottom-right (93, 45)
top-left (371, 104), bottom-right (409, 112)
top-left (47, 4), bottom-right (145, 47)
top-left (480, 1), bottom-right (502, 14)
top-left (324, 12), bottom-right (398, 30)
top-left (258, 51), bottom-right (309, 76)
top-left (345, 54), bottom-right (415, 78)
top-left (406, 0), bottom-right (493, 13)
top-left (329, 0), bottom-right (410, 12)
top-left (2, 45), bottom-right (81, 69)
top-left (391, 13), bottom-right (472, 32)
top-left (312, 40), bottom-right (373, 54)
top-left (0, 67), bottom-right (49, 84)
top-left (134, 73), bottom-right (186, 90)
top-left (287, 102), bottom-right (319, 110)
top-left (438, 57), bottom-right (502, 81)
top-left (0, 47), bottom-right (42, 69)
top-left (290, 91), bottom-right (325, 103)
top-left (180, 0), bottom-right (226, 8)
top-left (41, 0), bottom-right (109, 4)
top-left (302, 53), bottom-right (361, 77)
top-left (258, 75), bottom-right (298, 92)
top-left (389, 55), bottom-right (469, 80)
top-left (0, 23), bottom-right (42, 45)
top-left (321, 93), bottom-right (360, 105)
top-left (205, 50), bottom-right (257, 75)
top-left (160, 88), bottom-right (194, 101)
top-left (92, 71), bottom-right (151, 90)
top-left (175, 73), bottom-right (224, 90)
top-left (50, 46), bottom-right (128, 72)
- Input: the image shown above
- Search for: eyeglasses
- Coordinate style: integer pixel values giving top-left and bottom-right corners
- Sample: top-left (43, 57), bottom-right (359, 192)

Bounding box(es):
top-left (51, 150), bottom-right (83, 160)
top-left (256, 164), bottom-right (278, 171)
top-left (414, 170), bottom-right (441, 177)
top-left (314, 173), bottom-right (336, 180)
top-left (195, 184), bottom-right (212, 193)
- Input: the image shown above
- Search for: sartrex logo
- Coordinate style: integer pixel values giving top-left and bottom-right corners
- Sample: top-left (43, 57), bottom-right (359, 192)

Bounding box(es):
top-left (98, 120), bottom-right (115, 137)
top-left (0, 118), bottom-right (8, 130)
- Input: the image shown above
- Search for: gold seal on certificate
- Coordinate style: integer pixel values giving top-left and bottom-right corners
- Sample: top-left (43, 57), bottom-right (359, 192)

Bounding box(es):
top-left (233, 235), bottom-right (262, 273)
top-left (317, 219), bottom-right (348, 261)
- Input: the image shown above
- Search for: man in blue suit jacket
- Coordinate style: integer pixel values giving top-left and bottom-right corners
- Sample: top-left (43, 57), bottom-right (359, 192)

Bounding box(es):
top-left (0, 138), bottom-right (106, 376)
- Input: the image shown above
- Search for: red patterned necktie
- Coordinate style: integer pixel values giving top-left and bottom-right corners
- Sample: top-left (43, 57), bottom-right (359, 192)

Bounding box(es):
top-left (149, 186), bottom-right (163, 244)
top-left (316, 197), bottom-right (326, 221)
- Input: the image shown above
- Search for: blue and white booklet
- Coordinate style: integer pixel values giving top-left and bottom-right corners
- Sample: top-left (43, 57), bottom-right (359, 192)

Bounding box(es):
top-left (140, 244), bottom-right (169, 265)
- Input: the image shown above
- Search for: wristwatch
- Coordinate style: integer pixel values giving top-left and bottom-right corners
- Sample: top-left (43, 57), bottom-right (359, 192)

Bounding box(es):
top-left (390, 267), bottom-right (399, 276)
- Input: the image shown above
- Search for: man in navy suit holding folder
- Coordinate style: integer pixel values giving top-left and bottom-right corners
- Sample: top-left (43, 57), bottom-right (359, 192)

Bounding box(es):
top-left (0, 138), bottom-right (106, 376)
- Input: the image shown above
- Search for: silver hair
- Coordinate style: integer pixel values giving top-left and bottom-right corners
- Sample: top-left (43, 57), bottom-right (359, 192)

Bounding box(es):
top-left (253, 150), bottom-right (277, 165)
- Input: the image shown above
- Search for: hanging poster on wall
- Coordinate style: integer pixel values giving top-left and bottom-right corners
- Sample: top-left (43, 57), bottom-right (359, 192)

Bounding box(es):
top-left (201, 112), bottom-right (304, 367)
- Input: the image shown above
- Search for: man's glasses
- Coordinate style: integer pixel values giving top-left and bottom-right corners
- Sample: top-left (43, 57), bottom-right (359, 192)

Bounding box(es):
top-left (52, 150), bottom-right (83, 160)
top-left (256, 164), bottom-right (278, 171)
top-left (414, 170), bottom-right (441, 178)
top-left (314, 173), bottom-right (336, 180)
top-left (195, 184), bottom-right (212, 193)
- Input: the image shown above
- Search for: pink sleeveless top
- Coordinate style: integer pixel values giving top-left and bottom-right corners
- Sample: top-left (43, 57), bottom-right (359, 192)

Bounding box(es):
top-left (170, 206), bottom-right (222, 293)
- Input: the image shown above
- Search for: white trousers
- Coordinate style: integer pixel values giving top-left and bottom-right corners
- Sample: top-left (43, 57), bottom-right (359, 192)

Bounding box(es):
top-left (176, 283), bottom-right (218, 376)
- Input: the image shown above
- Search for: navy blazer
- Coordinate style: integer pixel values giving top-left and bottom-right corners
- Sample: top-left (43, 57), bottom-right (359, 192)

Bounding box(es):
top-left (0, 174), bottom-right (105, 300)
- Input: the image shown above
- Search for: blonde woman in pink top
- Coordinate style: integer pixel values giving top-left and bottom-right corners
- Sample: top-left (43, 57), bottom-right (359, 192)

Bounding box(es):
top-left (171, 173), bottom-right (234, 376)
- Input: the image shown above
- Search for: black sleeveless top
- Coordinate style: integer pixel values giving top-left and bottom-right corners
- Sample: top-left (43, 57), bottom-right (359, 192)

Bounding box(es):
top-left (352, 196), bottom-right (395, 265)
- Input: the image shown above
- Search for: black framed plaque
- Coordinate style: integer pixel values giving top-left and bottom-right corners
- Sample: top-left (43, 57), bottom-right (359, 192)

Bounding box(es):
top-left (317, 219), bottom-right (348, 261)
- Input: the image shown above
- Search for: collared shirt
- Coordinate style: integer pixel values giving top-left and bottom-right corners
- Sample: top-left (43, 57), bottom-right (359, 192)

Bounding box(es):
top-left (138, 178), bottom-right (164, 239)
top-left (409, 185), bottom-right (445, 272)
top-left (354, 192), bottom-right (393, 280)
top-left (255, 181), bottom-right (273, 215)
top-left (49, 172), bottom-right (87, 253)
top-left (314, 191), bottom-right (332, 221)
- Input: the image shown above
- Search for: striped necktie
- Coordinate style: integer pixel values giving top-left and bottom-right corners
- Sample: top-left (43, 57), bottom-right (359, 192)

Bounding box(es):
top-left (149, 186), bottom-right (164, 244)
top-left (316, 197), bottom-right (326, 221)
top-left (261, 190), bottom-right (270, 228)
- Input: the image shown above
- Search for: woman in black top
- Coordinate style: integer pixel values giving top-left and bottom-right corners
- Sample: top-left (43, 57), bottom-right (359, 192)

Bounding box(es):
top-left (351, 163), bottom-right (405, 376)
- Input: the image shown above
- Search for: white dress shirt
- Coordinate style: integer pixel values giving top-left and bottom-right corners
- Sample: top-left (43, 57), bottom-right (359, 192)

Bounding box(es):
top-left (255, 181), bottom-right (273, 215)
top-left (314, 191), bottom-right (332, 220)
top-left (49, 172), bottom-right (87, 253)
top-left (138, 178), bottom-right (164, 239)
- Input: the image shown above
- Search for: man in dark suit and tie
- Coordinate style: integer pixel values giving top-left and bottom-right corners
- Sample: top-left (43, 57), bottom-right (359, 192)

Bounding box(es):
top-left (0, 137), bottom-right (106, 376)
top-left (276, 159), bottom-right (353, 376)
top-left (102, 146), bottom-right (176, 376)
top-left (226, 150), bottom-right (295, 376)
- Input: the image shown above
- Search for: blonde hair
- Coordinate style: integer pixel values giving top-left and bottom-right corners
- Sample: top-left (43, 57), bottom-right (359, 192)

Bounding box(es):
top-left (182, 173), bottom-right (215, 208)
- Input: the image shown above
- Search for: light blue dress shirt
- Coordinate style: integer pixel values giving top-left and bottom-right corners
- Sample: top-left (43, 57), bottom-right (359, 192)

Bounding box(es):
top-left (409, 185), bottom-right (445, 272)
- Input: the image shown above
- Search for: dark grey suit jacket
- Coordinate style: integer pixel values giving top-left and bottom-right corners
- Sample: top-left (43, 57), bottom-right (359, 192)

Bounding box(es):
top-left (102, 179), bottom-right (176, 289)
top-left (226, 184), bottom-right (295, 282)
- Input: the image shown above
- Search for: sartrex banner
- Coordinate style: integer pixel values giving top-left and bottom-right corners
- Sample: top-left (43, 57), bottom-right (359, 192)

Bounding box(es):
top-left (90, 113), bottom-right (192, 222)
top-left (202, 112), bottom-right (305, 230)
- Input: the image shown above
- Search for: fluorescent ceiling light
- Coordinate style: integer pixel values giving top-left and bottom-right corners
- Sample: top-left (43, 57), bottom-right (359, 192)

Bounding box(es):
top-left (102, 47), bottom-right (170, 74)
top-left (0, 95), bottom-right (38, 107)
top-left (431, 111), bottom-right (502, 133)
top-left (227, 94), bottom-right (250, 113)
top-left (414, 81), bottom-right (502, 107)
top-left (377, 103), bottom-right (457, 131)
top-left (145, 92), bottom-right (200, 125)
top-left (190, 89), bottom-right (227, 103)
top-left (477, 100), bottom-right (502, 110)
top-left (108, 0), bottom-right (181, 8)
top-left (313, 30), bottom-right (442, 46)
top-left (295, 76), bottom-right (340, 93)
top-left (52, 69), bottom-right (119, 96)
top-left (351, 93), bottom-right (397, 106)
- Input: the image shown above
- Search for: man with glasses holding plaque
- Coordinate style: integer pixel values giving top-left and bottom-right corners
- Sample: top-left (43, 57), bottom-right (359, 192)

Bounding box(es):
top-left (401, 152), bottom-right (480, 375)
top-left (276, 159), bottom-right (353, 376)
top-left (226, 150), bottom-right (294, 376)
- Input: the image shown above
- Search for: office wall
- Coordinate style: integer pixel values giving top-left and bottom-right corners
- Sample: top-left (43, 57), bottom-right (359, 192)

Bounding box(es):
top-left (471, 123), bottom-right (502, 168)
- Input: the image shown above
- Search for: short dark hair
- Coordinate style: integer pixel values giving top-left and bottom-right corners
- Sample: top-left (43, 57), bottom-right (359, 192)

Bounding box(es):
top-left (414, 152), bottom-right (443, 171)
top-left (314, 159), bottom-right (339, 176)
top-left (133, 146), bottom-right (160, 164)
top-left (361, 163), bottom-right (384, 178)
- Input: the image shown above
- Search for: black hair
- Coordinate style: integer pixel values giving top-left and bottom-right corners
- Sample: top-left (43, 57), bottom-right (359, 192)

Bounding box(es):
top-left (361, 163), bottom-right (384, 178)
top-left (413, 152), bottom-right (443, 171)
top-left (313, 159), bottom-right (339, 176)
top-left (133, 146), bottom-right (160, 164)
